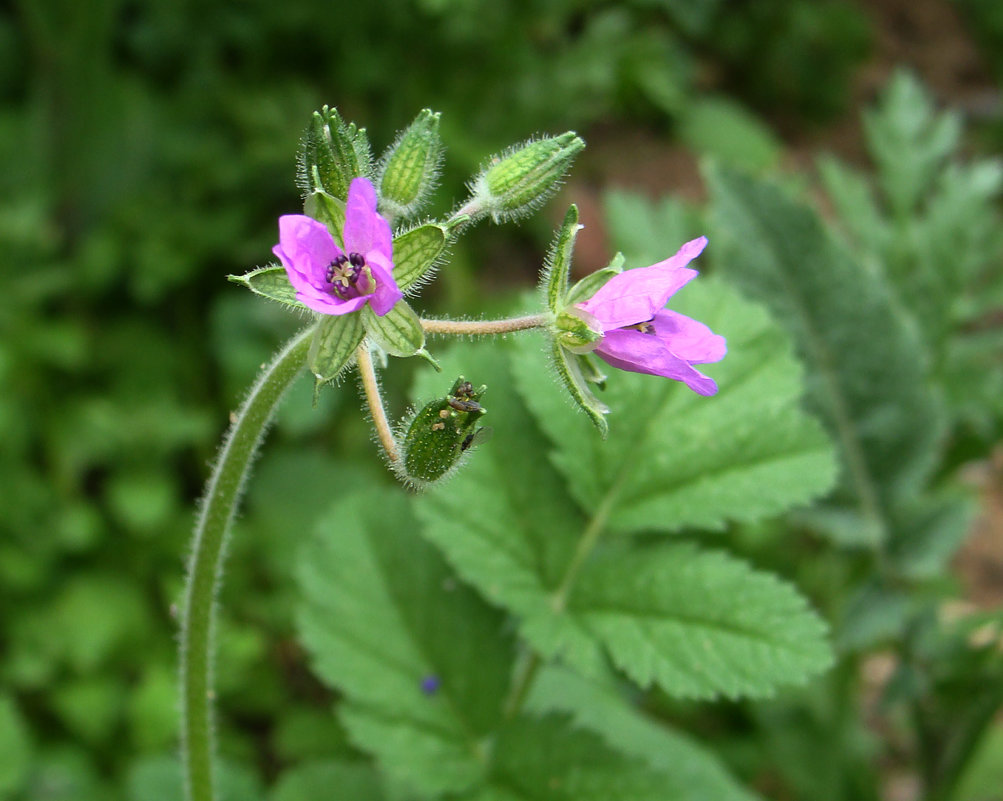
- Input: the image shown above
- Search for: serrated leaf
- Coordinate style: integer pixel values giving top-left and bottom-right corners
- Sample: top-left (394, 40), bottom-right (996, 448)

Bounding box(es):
top-left (707, 165), bottom-right (945, 544)
top-left (467, 714), bottom-right (709, 801)
top-left (308, 313), bottom-right (363, 384)
top-left (511, 279), bottom-right (838, 534)
top-left (392, 223), bottom-right (447, 292)
top-left (297, 490), bottom-right (514, 797)
top-left (541, 205), bottom-right (579, 313)
top-left (228, 267), bottom-right (308, 310)
top-left (526, 666), bottom-right (761, 801)
top-left (415, 343), bottom-right (831, 699)
top-left (361, 300), bottom-right (424, 357)
top-left (271, 760), bottom-right (386, 801)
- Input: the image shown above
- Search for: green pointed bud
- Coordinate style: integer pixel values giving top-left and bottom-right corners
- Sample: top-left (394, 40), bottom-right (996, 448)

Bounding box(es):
top-left (378, 109), bottom-right (444, 223)
top-left (401, 377), bottom-right (489, 486)
top-left (297, 106), bottom-right (373, 200)
top-left (554, 306), bottom-right (603, 354)
top-left (469, 132), bottom-right (585, 223)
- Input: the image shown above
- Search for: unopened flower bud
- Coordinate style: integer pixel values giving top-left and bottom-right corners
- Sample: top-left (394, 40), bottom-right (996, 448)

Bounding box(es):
top-left (378, 109), bottom-right (444, 223)
top-left (400, 377), bottom-right (489, 486)
top-left (297, 106), bottom-right (373, 200)
top-left (469, 132), bottom-right (585, 223)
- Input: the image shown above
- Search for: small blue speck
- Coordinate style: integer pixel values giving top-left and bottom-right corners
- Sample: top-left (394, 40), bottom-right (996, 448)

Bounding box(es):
top-left (420, 675), bottom-right (441, 695)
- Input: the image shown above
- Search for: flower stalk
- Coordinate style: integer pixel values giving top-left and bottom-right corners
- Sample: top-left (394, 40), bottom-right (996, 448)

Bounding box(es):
top-left (180, 327), bottom-right (313, 801)
top-left (421, 314), bottom-right (548, 336)
top-left (355, 342), bottom-right (401, 465)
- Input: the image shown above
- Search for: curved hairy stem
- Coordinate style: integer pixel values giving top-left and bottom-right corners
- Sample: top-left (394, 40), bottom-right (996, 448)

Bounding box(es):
top-left (180, 326), bottom-right (313, 801)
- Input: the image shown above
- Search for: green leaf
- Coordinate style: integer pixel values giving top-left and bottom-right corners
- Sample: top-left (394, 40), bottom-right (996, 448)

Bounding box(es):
top-left (415, 343), bottom-right (831, 699)
top-left (227, 267), bottom-right (308, 310)
top-left (541, 204), bottom-right (580, 314)
top-left (678, 96), bottom-right (781, 171)
top-left (308, 314), bottom-right (363, 385)
top-left (0, 695), bottom-right (31, 796)
top-left (707, 165), bottom-right (945, 544)
top-left (511, 279), bottom-right (838, 534)
top-left (470, 714), bottom-right (707, 801)
top-left (526, 666), bottom-right (761, 801)
top-left (392, 223), bottom-right (447, 292)
top-left (126, 755), bottom-right (263, 801)
top-left (297, 489), bottom-right (514, 797)
top-left (361, 300), bottom-right (425, 357)
top-left (271, 760), bottom-right (386, 801)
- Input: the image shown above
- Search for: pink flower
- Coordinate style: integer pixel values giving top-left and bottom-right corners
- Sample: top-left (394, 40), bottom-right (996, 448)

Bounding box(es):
top-left (576, 237), bottom-right (726, 395)
top-left (273, 177), bottom-right (402, 316)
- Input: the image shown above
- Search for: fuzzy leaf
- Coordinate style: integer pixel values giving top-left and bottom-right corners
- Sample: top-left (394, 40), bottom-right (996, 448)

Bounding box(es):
top-left (707, 165), bottom-right (945, 544)
top-left (392, 223), bottom-right (447, 293)
top-left (308, 313), bottom-right (363, 385)
top-left (361, 300), bottom-right (425, 357)
top-left (415, 343), bottom-right (832, 699)
top-left (227, 267), bottom-right (307, 310)
top-left (297, 490), bottom-right (514, 798)
top-left (511, 279), bottom-right (838, 534)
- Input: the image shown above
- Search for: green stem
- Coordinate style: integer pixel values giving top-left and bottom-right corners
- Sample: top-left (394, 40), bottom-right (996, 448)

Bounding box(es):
top-left (180, 326), bottom-right (313, 801)
top-left (421, 314), bottom-right (548, 336)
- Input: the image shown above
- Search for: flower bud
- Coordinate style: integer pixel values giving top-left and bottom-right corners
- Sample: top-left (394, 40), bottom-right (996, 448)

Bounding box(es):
top-left (297, 106), bottom-right (373, 200)
top-left (378, 109), bottom-right (444, 223)
top-left (469, 132), bottom-right (585, 223)
top-left (401, 377), bottom-right (489, 486)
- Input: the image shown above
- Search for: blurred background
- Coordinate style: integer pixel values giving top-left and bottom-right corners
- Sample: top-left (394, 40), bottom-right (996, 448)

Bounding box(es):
top-left (2, 0), bottom-right (1003, 799)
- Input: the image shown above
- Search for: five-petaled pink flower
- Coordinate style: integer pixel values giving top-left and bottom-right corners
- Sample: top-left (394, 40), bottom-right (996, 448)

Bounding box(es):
top-left (273, 177), bottom-right (402, 316)
top-left (576, 236), bottom-right (726, 395)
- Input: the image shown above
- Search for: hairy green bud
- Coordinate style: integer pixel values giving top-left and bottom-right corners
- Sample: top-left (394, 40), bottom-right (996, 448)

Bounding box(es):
top-left (378, 109), bottom-right (444, 223)
top-left (297, 106), bottom-right (373, 200)
top-left (469, 132), bottom-right (585, 223)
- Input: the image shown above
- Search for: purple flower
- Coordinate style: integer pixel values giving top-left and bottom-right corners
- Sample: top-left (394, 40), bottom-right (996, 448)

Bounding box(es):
top-left (273, 177), bottom-right (402, 316)
top-left (576, 237), bottom-right (726, 395)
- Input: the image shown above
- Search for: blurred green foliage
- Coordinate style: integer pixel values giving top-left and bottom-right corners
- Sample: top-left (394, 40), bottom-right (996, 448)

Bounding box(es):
top-left (3, 0), bottom-right (1002, 798)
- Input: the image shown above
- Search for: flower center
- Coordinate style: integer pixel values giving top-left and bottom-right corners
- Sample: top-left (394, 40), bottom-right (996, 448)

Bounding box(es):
top-left (625, 318), bottom-right (655, 334)
top-left (325, 252), bottom-right (374, 299)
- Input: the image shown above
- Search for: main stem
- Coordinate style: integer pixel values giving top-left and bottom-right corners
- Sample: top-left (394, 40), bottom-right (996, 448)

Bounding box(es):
top-left (180, 326), bottom-right (313, 801)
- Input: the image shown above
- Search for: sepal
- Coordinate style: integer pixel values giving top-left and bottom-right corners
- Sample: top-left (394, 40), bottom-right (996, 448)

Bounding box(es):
top-left (378, 108), bottom-right (444, 223)
top-left (554, 306), bottom-right (603, 353)
top-left (361, 300), bottom-right (426, 357)
top-left (297, 106), bottom-right (373, 201)
top-left (303, 190), bottom-right (346, 248)
top-left (550, 339), bottom-right (609, 438)
top-left (541, 205), bottom-right (581, 314)
top-left (468, 132), bottom-right (585, 223)
top-left (308, 313), bottom-right (365, 388)
top-left (392, 223), bottom-right (448, 293)
top-left (227, 266), bottom-right (308, 310)
top-left (401, 377), bottom-right (488, 485)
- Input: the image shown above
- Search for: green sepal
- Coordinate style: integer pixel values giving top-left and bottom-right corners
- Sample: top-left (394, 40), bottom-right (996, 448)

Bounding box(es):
top-left (392, 223), bottom-right (447, 292)
top-left (542, 205), bottom-right (580, 313)
top-left (378, 108), bottom-right (443, 222)
top-left (227, 266), bottom-right (308, 310)
top-left (304, 190), bottom-right (346, 248)
top-left (566, 252), bottom-right (625, 306)
top-left (555, 307), bottom-right (603, 353)
top-left (402, 377), bottom-right (488, 484)
top-left (297, 106), bottom-right (373, 200)
top-left (361, 300), bottom-right (425, 357)
top-left (470, 132), bottom-right (585, 223)
top-left (579, 353), bottom-right (608, 388)
top-left (551, 338), bottom-right (609, 438)
top-left (308, 312), bottom-right (365, 388)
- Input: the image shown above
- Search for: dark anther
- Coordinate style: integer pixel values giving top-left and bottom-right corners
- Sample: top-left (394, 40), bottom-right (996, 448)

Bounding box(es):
top-left (348, 252), bottom-right (365, 267)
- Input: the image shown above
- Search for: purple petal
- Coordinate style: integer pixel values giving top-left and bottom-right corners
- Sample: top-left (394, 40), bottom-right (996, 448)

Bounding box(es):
top-left (651, 310), bottom-right (727, 364)
top-left (595, 329), bottom-right (719, 395)
top-left (343, 177), bottom-right (393, 262)
top-left (365, 251), bottom-right (403, 316)
top-left (275, 215), bottom-right (342, 285)
top-left (578, 237), bottom-right (708, 330)
top-left (296, 292), bottom-right (368, 315)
